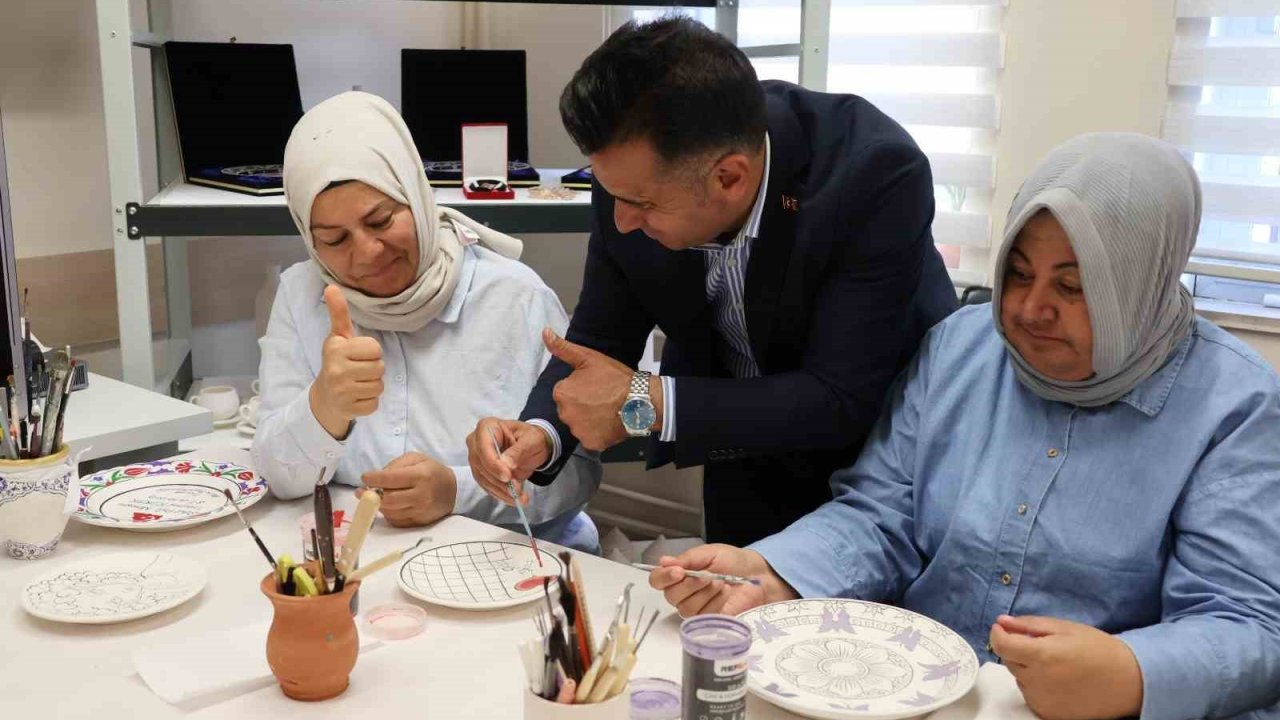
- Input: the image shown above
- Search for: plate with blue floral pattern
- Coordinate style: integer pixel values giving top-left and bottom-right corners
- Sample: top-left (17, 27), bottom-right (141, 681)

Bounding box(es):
top-left (738, 599), bottom-right (979, 720)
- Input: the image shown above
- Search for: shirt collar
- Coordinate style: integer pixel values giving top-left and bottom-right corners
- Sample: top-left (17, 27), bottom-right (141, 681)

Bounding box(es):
top-left (692, 133), bottom-right (771, 253)
top-left (435, 244), bottom-right (477, 325)
top-left (1115, 329), bottom-right (1195, 417)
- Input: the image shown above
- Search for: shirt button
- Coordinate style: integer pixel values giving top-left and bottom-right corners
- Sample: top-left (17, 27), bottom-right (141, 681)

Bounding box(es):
top-left (985, 641), bottom-right (994, 653)
top-left (1000, 572), bottom-right (1013, 585)
top-left (1047, 448), bottom-right (1059, 458)
top-left (392, 427), bottom-right (403, 436)
top-left (325, 451), bottom-right (336, 459)
top-left (728, 259), bottom-right (737, 268)
top-left (395, 373), bottom-right (405, 383)
top-left (1017, 503), bottom-right (1028, 515)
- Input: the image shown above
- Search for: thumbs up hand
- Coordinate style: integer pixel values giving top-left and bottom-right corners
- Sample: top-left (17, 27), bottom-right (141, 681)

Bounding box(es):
top-left (309, 285), bottom-right (385, 439)
top-left (544, 328), bottom-right (662, 451)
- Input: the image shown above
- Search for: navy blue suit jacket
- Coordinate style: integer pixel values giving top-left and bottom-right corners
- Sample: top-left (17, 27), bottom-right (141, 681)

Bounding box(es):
top-left (522, 81), bottom-right (957, 545)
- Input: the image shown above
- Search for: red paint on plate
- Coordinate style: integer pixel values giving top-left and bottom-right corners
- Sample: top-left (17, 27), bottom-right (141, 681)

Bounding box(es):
top-left (514, 577), bottom-right (545, 592)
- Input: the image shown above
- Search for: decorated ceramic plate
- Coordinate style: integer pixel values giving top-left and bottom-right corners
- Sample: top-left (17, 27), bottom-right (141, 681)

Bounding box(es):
top-left (397, 541), bottom-right (563, 611)
top-left (22, 551), bottom-right (207, 624)
top-left (71, 458), bottom-right (267, 532)
top-left (739, 599), bottom-right (979, 720)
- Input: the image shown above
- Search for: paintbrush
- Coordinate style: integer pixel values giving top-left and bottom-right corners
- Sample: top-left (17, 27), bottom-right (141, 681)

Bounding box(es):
top-left (631, 563), bottom-right (763, 586)
top-left (487, 426), bottom-right (542, 567)
top-left (344, 536), bottom-right (430, 582)
top-left (222, 489), bottom-right (276, 571)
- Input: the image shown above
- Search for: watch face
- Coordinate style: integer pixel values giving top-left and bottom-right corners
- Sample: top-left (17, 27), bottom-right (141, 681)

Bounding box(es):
top-left (621, 397), bottom-right (657, 432)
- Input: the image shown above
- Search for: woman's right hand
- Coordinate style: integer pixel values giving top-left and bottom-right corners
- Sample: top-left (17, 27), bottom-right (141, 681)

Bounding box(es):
top-left (648, 544), bottom-right (799, 618)
top-left (309, 285), bottom-right (384, 438)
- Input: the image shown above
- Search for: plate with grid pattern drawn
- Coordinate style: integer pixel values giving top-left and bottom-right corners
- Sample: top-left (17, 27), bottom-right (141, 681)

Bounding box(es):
top-left (396, 541), bottom-right (562, 610)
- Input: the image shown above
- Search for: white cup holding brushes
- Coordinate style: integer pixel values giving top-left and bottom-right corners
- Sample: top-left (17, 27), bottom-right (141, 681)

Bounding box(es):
top-left (0, 445), bottom-right (76, 559)
top-left (190, 385), bottom-right (240, 421)
top-left (524, 684), bottom-right (630, 719)
top-left (239, 396), bottom-right (260, 427)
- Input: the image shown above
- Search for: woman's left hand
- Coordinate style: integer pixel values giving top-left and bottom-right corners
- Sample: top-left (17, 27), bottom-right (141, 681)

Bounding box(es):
top-left (360, 452), bottom-right (457, 527)
top-left (989, 614), bottom-right (1143, 720)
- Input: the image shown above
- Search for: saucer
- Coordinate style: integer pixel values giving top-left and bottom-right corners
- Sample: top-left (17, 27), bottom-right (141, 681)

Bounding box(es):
top-left (236, 421), bottom-right (256, 437)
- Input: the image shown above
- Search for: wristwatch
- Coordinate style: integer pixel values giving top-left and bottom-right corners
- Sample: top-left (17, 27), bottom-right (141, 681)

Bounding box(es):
top-left (619, 370), bottom-right (658, 438)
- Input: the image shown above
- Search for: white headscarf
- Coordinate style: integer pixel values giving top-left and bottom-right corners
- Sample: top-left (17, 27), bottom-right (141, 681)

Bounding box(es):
top-left (992, 133), bottom-right (1201, 407)
top-left (283, 91), bottom-right (522, 332)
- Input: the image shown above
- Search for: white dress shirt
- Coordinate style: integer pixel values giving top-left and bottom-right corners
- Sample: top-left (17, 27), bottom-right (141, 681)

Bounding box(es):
top-left (252, 245), bottom-right (602, 548)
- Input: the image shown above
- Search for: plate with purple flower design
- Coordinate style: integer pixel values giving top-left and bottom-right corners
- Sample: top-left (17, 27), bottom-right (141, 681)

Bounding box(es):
top-left (71, 458), bottom-right (267, 532)
top-left (738, 599), bottom-right (978, 720)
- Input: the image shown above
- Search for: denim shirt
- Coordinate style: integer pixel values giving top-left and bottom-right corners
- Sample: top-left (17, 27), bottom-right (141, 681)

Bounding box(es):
top-left (752, 306), bottom-right (1280, 719)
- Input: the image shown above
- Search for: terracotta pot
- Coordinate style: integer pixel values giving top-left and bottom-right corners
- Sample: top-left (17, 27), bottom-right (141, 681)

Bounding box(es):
top-left (260, 570), bottom-right (361, 701)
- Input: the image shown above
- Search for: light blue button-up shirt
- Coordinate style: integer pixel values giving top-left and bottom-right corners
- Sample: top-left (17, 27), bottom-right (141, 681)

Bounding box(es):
top-left (752, 306), bottom-right (1280, 719)
top-left (254, 246), bottom-right (602, 550)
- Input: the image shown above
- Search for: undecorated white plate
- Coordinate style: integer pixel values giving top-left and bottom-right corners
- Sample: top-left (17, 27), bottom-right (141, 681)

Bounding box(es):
top-left (397, 541), bottom-right (562, 611)
top-left (739, 599), bottom-right (979, 720)
top-left (72, 458), bottom-right (267, 532)
top-left (22, 551), bottom-right (207, 624)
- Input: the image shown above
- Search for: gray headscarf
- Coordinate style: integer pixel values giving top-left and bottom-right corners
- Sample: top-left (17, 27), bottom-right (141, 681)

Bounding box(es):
top-left (992, 133), bottom-right (1201, 407)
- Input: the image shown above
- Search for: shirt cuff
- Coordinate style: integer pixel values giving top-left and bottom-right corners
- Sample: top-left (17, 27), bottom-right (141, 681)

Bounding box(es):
top-left (526, 419), bottom-right (561, 472)
top-left (659, 375), bottom-right (676, 443)
top-left (1117, 623), bottom-right (1219, 720)
top-left (286, 384), bottom-right (349, 470)
top-left (450, 464), bottom-right (484, 516)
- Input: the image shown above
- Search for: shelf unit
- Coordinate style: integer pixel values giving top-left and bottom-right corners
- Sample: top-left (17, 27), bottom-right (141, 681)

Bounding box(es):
top-left (92, 0), bottom-right (832, 392)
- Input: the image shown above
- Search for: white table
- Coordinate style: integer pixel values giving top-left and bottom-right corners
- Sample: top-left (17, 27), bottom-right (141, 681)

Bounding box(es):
top-left (0, 446), bottom-right (1029, 719)
top-left (62, 372), bottom-right (212, 466)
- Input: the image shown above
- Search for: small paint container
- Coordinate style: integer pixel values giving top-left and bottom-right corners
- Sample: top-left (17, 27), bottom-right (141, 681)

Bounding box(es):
top-left (629, 677), bottom-right (681, 720)
top-left (680, 615), bottom-right (751, 720)
top-left (362, 602), bottom-right (427, 641)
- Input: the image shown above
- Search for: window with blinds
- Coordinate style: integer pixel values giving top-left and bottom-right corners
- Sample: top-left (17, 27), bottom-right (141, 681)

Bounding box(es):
top-left (1165, 1), bottom-right (1280, 284)
top-left (639, 0), bottom-right (1006, 287)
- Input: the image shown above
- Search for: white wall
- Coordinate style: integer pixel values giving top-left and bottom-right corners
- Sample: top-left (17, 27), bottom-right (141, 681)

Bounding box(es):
top-left (990, 0), bottom-right (1177, 256)
top-left (0, 0), bottom-right (112, 259)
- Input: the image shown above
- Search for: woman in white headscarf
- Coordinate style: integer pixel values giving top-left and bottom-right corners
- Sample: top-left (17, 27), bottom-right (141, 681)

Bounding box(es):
top-left (252, 91), bottom-right (602, 552)
top-left (647, 134), bottom-right (1280, 719)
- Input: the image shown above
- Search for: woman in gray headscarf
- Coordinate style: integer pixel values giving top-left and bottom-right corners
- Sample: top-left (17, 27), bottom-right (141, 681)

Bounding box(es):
top-left (648, 134), bottom-right (1280, 719)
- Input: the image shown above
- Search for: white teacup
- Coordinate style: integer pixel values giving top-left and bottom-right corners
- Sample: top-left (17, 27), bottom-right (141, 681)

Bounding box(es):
top-left (239, 396), bottom-right (260, 427)
top-left (0, 446), bottom-right (75, 560)
top-left (191, 385), bottom-right (240, 421)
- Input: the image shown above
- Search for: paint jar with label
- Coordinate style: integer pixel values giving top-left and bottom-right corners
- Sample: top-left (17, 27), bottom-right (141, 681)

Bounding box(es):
top-left (680, 614), bottom-right (751, 720)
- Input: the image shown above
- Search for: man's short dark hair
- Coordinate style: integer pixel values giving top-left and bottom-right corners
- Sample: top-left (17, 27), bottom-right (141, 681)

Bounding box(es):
top-left (559, 16), bottom-right (767, 166)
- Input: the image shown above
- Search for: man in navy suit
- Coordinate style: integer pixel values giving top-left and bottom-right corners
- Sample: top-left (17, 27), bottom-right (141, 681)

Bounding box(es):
top-left (467, 16), bottom-right (957, 546)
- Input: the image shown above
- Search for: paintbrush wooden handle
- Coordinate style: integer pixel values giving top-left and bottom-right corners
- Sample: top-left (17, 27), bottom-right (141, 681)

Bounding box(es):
top-left (337, 491), bottom-right (380, 575)
top-left (344, 548), bottom-right (401, 582)
top-left (575, 636), bottom-right (613, 702)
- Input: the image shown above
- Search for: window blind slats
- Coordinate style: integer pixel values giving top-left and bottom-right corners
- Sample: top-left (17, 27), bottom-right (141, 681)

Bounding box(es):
top-left (1177, 0), bottom-right (1280, 17)
top-left (1169, 44), bottom-right (1280, 86)
top-left (1202, 179), bottom-right (1280, 225)
top-left (926, 151), bottom-right (995, 188)
top-left (1163, 106), bottom-right (1280, 156)
top-left (858, 91), bottom-right (999, 128)
top-left (934, 211), bottom-right (990, 248)
top-left (828, 32), bottom-right (1003, 68)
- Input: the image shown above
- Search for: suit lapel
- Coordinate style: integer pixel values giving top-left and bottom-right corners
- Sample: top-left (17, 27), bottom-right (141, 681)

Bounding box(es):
top-left (744, 96), bottom-right (809, 371)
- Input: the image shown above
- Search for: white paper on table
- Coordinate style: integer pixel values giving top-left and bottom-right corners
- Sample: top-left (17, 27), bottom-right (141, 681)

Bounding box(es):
top-left (926, 662), bottom-right (1037, 720)
top-left (132, 620), bottom-right (383, 706)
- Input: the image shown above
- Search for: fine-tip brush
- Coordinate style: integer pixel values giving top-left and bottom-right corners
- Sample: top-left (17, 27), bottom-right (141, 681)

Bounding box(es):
top-left (631, 563), bottom-right (763, 586)
top-left (487, 426), bottom-right (542, 567)
top-left (222, 489), bottom-right (275, 571)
